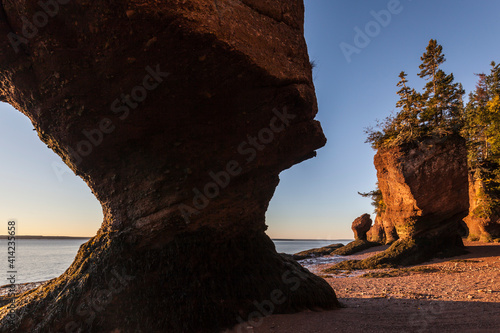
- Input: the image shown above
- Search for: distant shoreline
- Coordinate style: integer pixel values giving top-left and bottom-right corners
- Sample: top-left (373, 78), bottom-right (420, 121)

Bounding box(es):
top-left (0, 236), bottom-right (352, 241)
top-left (0, 235), bottom-right (91, 240)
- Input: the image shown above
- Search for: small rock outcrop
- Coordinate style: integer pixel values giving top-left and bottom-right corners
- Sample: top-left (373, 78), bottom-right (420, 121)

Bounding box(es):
top-left (367, 212), bottom-right (398, 244)
top-left (333, 135), bottom-right (469, 269)
top-left (463, 172), bottom-right (500, 242)
top-left (0, 1), bottom-right (338, 331)
top-left (293, 243), bottom-right (344, 260)
top-left (331, 239), bottom-right (379, 256)
top-left (366, 214), bottom-right (386, 243)
top-left (326, 215), bottom-right (378, 257)
top-left (351, 213), bottom-right (372, 240)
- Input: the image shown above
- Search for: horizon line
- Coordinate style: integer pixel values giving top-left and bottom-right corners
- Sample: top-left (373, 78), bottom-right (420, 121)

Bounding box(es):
top-left (0, 235), bottom-right (92, 239)
top-left (0, 235), bottom-right (354, 241)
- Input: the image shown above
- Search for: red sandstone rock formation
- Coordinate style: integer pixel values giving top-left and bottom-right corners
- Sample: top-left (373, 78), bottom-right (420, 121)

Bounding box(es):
top-left (370, 135), bottom-right (469, 265)
top-left (0, 1), bottom-right (338, 331)
top-left (338, 136), bottom-right (469, 268)
top-left (367, 214), bottom-right (385, 243)
top-left (375, 135), bottom-right (468, 241)
top-left (351, 213), bottom-right (372, 240)
top-left (464, 172), bottom-right (500, 242)
top-left (367, 212), bottom-right (398, 244)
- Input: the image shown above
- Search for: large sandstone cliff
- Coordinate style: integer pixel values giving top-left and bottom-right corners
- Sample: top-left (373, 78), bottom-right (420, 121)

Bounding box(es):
top-left (375, 135), bottom-right (468, 242)
top-left (0, 1), bottom-right (338, 332)
top-left (342, 135), bottom-right (469, 268)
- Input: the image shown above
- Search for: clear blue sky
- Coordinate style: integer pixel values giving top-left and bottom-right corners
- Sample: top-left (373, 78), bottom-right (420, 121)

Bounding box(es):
top-left (1, 0), bottom-right (500, 238)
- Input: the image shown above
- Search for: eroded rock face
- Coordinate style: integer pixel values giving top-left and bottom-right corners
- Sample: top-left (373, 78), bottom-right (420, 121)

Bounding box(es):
top-left (375, 135), bottom-right (469, 244)
top-left (464, 172), bottom-right (500, 242)
top-left (334, 135), bottom-right (469, 269)
top-left (351, 213), bottom-right (372, 240)
top-left (0, 1), bottom-right (337, 331)
top-left (366, 214), bottom-right (385, 243)
top-left (368, 135), bottom-right (469, 265)
top-left (367, 212), bottom-right (398, 244)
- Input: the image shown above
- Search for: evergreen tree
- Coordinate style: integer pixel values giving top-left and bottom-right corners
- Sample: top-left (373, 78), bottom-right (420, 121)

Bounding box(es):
top-left (365, 39), bottom-right (464, 149)
top-left (463, 73), bottom-right (490, 165)
top-left (464, 62), bottom-right (500, 167)
top-left (358, 184), bottom-right (385, 215)
top-left (418, 39), bottom-right (445, 96)
top-left (486, 61), bottom-right (500, 96)
top-left (418, 39), bottom-right (464, 131)
top-left (394, 71), bottom-right (423, 142)
top-left (463, 61), bottom-right (500, 218)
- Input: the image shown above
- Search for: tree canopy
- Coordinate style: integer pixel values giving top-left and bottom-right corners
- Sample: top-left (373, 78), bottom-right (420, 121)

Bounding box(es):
top-left (463, 62), bottom-right (500, 167)
top-left (366, 39), bottom-right (465, 149)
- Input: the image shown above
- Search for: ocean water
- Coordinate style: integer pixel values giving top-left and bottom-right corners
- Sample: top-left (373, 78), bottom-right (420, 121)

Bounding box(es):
top-left (273, 239), bottom-right (353, 255)
top-left (1, 238), bottom-right (89, 285)
top-left (0, 238), bottom-right (352, 285)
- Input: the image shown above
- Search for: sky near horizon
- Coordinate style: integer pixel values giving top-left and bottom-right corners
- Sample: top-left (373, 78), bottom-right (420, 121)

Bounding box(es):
top-left (1, 0), bottom-right (500, 238)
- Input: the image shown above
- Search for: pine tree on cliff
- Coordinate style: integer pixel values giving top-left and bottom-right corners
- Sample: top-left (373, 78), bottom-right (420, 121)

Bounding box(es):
top-left (464, 62), bottom-right (500, 167)
top-left (358, 183), bottom-right (385, 215)
top-left (418, 39), bottom-right (464, 133)
top-left (366, 39), bottom-right (464, 150)
top-left (364, 72), bottom-right (422, 148)
top-left (418, 39), bottom-right (445, 95)
top-left (487, 61), bottom-right (500, 96)
top-left (394, 71), bottom-right (423, 142)
top-left (463, 73), bottom-right (491, 165)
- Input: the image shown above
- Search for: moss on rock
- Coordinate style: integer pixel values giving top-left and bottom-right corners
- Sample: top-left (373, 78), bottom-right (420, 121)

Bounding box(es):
top-left (331, 240), bottom-right (380, 256)
top-left (293, 243), bottom-right (344, 260)
top-left (324, 236), bottom-right (467, 272)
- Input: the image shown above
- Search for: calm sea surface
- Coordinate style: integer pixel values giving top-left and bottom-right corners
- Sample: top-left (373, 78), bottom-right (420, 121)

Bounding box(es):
top-left (0, 238), bottom-right (352, 284)
top-left (1, 238), bottom-right (88, 285)
top-left (273, 239), bottom-right (352, 254)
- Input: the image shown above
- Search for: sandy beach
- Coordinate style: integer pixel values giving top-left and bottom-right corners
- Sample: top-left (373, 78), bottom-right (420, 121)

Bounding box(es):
top-left (229, 241), bottom-right (500, 333)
